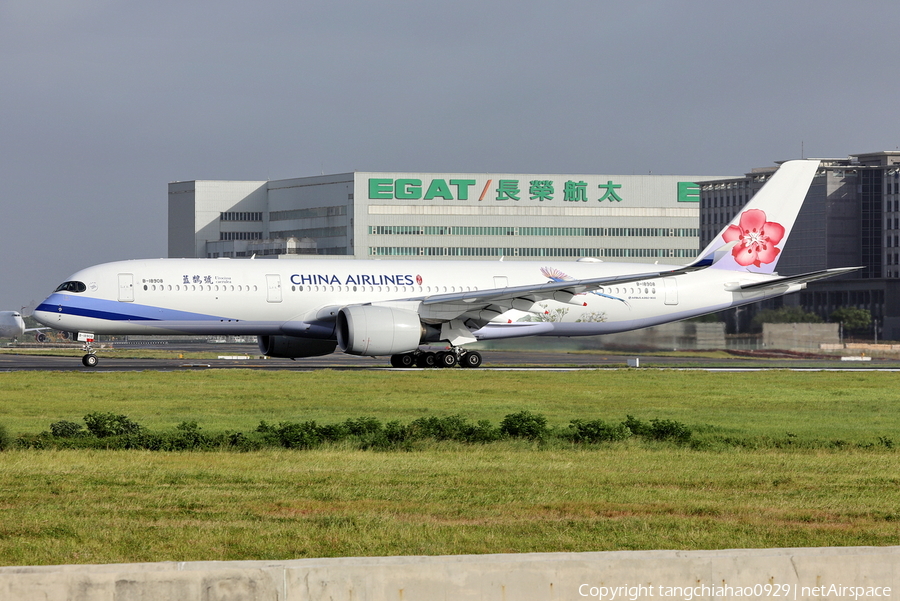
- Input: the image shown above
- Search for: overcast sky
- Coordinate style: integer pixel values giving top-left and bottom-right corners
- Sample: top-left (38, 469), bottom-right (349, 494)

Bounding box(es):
top-left (2, 0), bottom-right (898, 311)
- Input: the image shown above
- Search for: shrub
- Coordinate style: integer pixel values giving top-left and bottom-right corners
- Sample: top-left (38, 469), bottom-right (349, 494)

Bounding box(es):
top-left (274, 421), bottom-right (323, 449)
top-left (499, 411), bottom-right (548, 440)
top-left (383, 420), bottom-right (409, 443)
top-left (647, 418), bottom-right (692, 443)
top-left (317, 422), bottom-right (350, 442)
top-left (406, 415), bottom-right (500, 443)
top-left (0, 424), bottom-right (11, 451)
top-left (343, 416), bottom-right (382, 436)
top-left (83, 412), bottom-right (143, 438)
top-left (409, 415), bottom-right (467, 441)
top-left (170, 421), bottom-right (211, 450)
top-left (222, 431), bottom-right (260, 452)
top-left (622, 415), bottom-right (692, 443)
top-left (623, 415), bottom-right (649, 437)
top-left (830, 307), bottom-right (872, 333)
top-left (568, 419), bottom-right (632, 443)
top-left (26, 412), bottom-right (704, 452)
top-left (50, 420), bottom-right (85, 438)
top-left (750, 306), bottom-right (823, 332)
top-left (465, 420), bottom-right (501, 444)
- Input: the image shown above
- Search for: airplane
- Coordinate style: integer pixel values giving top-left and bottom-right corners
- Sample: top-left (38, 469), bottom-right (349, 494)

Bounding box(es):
top-left (0, 310), bottom-right (52, 341)
top-left (34, 159), bottom-right (858, 368)
top-left (0, 311), bottom-right (27, 339)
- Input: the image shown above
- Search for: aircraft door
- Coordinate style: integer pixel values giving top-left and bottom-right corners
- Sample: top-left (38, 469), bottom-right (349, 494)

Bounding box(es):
top-left (663, 277), bottom-right (678, 305)
top-left (493, 276), bottom-right (508, 288)
top-left (118, 273), bottom-right (134, 302)
top-left (266, 274), bottom-right (282, 303)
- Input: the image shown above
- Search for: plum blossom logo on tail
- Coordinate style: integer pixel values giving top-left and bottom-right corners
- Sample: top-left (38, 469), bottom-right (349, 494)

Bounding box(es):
top-left (722, 209), bottom-right (785, 268)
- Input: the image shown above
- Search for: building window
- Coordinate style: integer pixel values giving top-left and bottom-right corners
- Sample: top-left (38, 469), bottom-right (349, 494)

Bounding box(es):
top-left (220, 212), bottom-right (263, 222)
top-left (270, 206), bottom-right (346, 220)
top-left (220, 232), bottom-right (263, 240)
top-left (367, 246), bottom-right (699, 259)
top-left (367, 225), bottom-right (698, 238)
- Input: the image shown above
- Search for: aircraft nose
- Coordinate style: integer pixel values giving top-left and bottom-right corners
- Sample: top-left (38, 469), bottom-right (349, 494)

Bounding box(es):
top-left (33, 298), bottom-right (59, 326)
top-left (32, 309), bottom-right (50, 326)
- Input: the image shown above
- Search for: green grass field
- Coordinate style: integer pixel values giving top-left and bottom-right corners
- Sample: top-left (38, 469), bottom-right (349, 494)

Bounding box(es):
top-left (2, 370), bottom-right (898, 442)
top-left (0, 369), bottom-right (898, 565)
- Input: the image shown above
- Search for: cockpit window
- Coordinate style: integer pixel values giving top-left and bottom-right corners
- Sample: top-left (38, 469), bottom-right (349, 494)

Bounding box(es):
top-left (55, 281), bottom-right (87, 293)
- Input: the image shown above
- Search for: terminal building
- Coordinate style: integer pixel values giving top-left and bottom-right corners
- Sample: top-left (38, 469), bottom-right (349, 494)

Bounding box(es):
top-left (168, 171), bottom-right (728, 264)
top-left (699, 151), bottom-right (900, 339)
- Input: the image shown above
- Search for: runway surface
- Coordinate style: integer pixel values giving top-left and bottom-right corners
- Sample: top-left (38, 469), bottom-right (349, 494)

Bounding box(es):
top-left (1, 342), bottom-right (898, 372)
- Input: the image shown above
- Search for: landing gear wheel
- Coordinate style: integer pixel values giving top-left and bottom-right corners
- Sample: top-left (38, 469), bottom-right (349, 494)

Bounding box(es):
top-left (79, 334), bottom-right (97, 368)
top-left (391, 353), bottom-right (415, 368)
top-left (436, 351), bottom-right (458, 368)
top-left (460, 351), bottom-right (483, 368)
top-left (416, 352), bottom-right (436, 368)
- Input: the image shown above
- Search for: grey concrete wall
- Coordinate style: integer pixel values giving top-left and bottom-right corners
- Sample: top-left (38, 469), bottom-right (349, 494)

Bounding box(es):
top-left (763, 323), bottom-right (840, 350)
top-left (599, 322), bottom-right (726, 350)
top-left (480, 322), bottom-right (726, 352)
top-left (0, 546), bottom-right (896, 600)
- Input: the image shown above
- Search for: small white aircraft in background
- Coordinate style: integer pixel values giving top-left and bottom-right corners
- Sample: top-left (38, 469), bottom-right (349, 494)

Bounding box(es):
top-left (35, 159), bottom-right (858, 367)
top-left (0, 311), bottom-right (51, 341)
top-left (0, 311), bottom-right (27, 339)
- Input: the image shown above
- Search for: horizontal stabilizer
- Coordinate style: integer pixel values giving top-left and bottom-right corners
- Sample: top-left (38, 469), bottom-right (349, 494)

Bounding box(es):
top-left (730, 266), bottom-right (862, 292)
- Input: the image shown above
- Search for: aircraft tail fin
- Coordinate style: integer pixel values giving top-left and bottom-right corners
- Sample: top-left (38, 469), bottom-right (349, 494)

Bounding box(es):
top-left (693, 159), bottom-right (821, 273)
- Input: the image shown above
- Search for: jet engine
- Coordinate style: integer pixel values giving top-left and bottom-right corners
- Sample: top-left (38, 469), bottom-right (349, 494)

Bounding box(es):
top-left (257, 336), bottom-right (337, 358)
top-left (336, 305), bottom-right (423, 356)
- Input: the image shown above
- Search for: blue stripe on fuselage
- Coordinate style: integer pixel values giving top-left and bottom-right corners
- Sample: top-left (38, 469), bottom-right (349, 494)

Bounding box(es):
top-left (35, 302), bottom-right (158, 322)
top-left (36, 294), bottom-right (226, 323)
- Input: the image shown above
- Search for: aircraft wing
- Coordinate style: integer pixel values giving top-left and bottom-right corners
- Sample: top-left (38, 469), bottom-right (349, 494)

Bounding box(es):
top-left (398, 265), bottom-right (703, 327)
top-left (727, 266), bottom-right (862, 292)
top-left (420, 270), bottom-right (665, 307)
top-left (310, 268), bottom-right (677, 326)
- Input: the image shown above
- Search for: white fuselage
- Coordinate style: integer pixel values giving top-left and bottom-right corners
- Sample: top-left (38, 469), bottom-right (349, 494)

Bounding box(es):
top-left (33, 257), bottom-right (786, 344)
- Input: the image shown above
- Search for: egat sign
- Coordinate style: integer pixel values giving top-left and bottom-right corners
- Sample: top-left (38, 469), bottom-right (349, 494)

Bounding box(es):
top-left (366, 177), bottom-right (655, 204)
top-left (368, 178), bottom-right (479, 200)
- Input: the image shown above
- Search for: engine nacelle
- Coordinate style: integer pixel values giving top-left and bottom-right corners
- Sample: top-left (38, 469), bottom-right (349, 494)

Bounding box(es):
top-left (257, 336), bottom-right (337, 358)
top-left (336, 306), bottom-right (423, 356)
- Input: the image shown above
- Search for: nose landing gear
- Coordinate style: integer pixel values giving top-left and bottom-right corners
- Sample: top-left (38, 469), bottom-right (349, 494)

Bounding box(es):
top-left (77, 332), bottom-right (98, 368)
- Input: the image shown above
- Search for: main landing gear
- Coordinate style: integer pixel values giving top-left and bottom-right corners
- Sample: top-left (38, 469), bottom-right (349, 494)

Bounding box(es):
top-left (390, 348), bottom-right (483, 369)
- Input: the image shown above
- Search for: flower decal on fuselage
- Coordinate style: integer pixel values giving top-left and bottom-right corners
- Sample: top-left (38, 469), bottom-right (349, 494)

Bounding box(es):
top-left (722, 209), bottom-right (785, 268)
